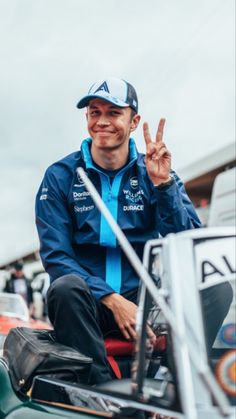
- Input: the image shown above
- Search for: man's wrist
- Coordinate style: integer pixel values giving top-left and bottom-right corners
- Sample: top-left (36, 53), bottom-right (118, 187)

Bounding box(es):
top-left (101, 292), bottom-right (118, 309)
top-left (155, 176), bottom-right (175, 189)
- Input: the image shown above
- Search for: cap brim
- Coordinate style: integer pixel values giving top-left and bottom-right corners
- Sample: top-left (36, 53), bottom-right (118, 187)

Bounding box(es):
top-left (76, 92), bottom-right (129, 109)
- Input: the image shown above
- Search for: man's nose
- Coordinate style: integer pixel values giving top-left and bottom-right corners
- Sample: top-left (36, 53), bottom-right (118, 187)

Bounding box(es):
top-left (97, 115), bottom-right (110, 126)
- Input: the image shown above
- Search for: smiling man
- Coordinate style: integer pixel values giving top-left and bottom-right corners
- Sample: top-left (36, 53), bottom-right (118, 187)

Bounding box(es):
top-left (88, 100), bottom-right (138, 156)
top-left (35, 77), bottom-right (202, 384)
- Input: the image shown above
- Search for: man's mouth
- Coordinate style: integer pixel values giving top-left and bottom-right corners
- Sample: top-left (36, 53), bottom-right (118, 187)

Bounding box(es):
top-left (94, 130), bottom-right (115, 134)
top-left (93, 132), bottom-right (116, 138)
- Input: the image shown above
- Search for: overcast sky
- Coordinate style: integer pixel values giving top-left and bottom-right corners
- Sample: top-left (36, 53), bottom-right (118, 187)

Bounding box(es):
top-left (0, 0), bottom-right (235, 265)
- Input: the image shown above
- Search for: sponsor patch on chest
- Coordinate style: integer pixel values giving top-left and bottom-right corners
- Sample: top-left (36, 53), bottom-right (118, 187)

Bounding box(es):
top-left (73, 191), bottom-right (91, 201)
top-left (122, 188), bottom-right (144, 203)
top-left (74, 204), bottom-right (94, 213)
top-left (123, 204), bottom-right (144, 212)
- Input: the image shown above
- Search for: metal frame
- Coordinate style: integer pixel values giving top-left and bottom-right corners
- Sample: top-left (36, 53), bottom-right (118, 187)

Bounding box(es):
top-left (77, 168), bottom-right (235, 419)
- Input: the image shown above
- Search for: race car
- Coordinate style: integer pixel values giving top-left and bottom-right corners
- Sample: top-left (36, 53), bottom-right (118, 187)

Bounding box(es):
top-left (0, 226), bottom-right (235, 419)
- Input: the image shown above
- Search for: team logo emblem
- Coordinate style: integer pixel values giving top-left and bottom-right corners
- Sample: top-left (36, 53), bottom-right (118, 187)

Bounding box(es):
top-left (215, 350), bottom-right (236, 396)
top-left (75, 170), bottom-right (87, 187)
top-left (130, 176), bottom-right (138, 189)
top-left (94, 81), bottom-right (109, 93)
top-left (219, 323), bottom-right (236, 347)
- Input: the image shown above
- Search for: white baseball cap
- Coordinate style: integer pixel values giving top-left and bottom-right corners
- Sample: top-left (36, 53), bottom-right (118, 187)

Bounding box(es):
top-left (77, 77), bottom-right (138, 113)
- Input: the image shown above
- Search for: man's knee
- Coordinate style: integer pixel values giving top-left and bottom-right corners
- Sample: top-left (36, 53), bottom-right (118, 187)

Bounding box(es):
top-left (47, 274), bottom-right (90, 300)
top-left (47, 275), bottom-right (96, 326)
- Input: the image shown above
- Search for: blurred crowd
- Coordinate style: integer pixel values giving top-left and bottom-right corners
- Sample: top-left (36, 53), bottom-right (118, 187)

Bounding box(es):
top-left (0, 261), bottom-right (49, 321)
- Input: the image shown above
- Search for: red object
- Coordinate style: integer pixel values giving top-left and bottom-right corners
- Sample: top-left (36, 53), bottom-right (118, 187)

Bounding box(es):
top-left (105, 335), bottom-right (167, 379)
top-left (200, 199), bottom-right (209, 208)
top-left (105, 338), bottom-right (134, 356)
top-left (0, 316), bottom-right (50, 335)
top-left (107, 355), bottom-right (122, 379)
top-left (105, 335), bottom-right (167, 356)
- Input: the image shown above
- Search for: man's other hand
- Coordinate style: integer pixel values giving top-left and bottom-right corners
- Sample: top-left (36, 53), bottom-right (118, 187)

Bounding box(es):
top-left (101, 293), bottom-right (156, 342)
top-left (143, 118), bottom-right (172, 186)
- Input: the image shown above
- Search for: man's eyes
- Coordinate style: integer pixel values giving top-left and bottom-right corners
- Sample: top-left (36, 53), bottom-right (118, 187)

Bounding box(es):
top-left (90, 111), bottom-right (99, 116)
top-left (110, 111), bottom-right (121, 115)
top-left (89, 110), bottom-right (121, 117)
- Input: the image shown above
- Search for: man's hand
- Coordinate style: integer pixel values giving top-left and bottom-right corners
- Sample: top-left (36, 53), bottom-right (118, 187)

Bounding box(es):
top-left (143, 118), bottom-right (172, 186)
top-left (101, 293), bottom-right (156, 342)
top-left (101, 293), bottom-right (137, 340)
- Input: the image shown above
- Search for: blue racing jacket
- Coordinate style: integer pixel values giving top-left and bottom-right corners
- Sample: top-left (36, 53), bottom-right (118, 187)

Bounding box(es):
top-left (35, 138), bottom-right (202, 300)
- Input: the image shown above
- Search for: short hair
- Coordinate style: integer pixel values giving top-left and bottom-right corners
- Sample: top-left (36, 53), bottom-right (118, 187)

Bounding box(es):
top-left (130, 108), bottom-right (137, 121)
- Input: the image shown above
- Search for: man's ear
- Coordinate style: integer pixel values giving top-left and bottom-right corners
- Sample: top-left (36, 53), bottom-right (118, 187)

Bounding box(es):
top-left (130, 114), bottom-right (141, 132)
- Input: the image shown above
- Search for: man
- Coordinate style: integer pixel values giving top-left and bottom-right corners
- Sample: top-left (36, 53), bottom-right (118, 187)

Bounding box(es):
top-left (4, 262), bottom-right (34, 315)
top-left (35, 77), bottom-right (202, 384)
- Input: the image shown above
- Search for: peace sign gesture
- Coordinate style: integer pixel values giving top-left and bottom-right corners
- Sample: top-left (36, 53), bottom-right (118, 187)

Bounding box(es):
top-left (143, 118), bottom-right (172, 186)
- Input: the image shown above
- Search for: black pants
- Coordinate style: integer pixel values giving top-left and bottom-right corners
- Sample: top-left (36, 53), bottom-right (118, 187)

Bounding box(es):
top-left (47, 275), bottom-right (138, 384)
top-left (47, 275), bottom-right (233, 385)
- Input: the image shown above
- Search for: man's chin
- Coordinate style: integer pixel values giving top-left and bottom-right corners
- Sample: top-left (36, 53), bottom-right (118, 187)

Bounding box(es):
top-left (94, 138), bottom-right (119, 150)
top-left (97, 144), bottom-right (120, 152)
top-left (95, 135), bottom-right (115, 142)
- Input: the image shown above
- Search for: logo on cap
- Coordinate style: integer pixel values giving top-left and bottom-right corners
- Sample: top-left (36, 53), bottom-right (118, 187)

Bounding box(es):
top-left (94, 81), bottom-right (110, 93)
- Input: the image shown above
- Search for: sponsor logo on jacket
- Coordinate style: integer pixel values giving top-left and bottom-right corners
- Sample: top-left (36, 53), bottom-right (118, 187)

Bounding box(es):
top-left (123, 204), bottom-right (144, 211)
top-left (123, 188), bottom-right (144, 203)
top-left (74, 205), bottom-right (94, 213)
top-left (74, 171), bottom-right (87, 187)
top-left (40, 194), bottom-right (47, 200)
top-left (73, 191), bottom-right (91, 201)
top-left (39, 187), bottom-right (48, 200)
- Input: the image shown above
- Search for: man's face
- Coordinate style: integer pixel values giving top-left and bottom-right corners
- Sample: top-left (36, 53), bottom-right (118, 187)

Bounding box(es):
top-left (14, 270), bottom-right (23, 278)
top-left (86, 99), bottom-right (140, 151)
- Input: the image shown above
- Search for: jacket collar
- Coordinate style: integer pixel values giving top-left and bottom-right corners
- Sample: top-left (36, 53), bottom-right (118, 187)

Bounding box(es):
top-left (80, 137), bottom-right (138, 170)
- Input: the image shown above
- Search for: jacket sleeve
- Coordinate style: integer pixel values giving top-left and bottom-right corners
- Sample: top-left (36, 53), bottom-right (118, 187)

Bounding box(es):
top-left (35, 168), bottom-right (115, 300)
top-left (153, 171), bottom-right (202, 236)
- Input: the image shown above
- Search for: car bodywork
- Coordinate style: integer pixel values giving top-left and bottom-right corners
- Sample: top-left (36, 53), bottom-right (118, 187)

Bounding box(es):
top-left (0, 292), bottom-right (51, 353)
top-left (0, 227), bottom-right (235, 419)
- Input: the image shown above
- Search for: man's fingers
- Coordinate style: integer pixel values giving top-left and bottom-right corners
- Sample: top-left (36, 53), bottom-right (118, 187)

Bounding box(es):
top-left (156, 145), bottom-right (171, 161)
top-left (121, 328), bottom-right (131, 340)
top-left (120, 322), bottom-right (137, 340)
top-left (144, 118), bottom-right (166, 146)
top-left (146, 142), bottom-right (168, 161)
top-left (143, 122), bottom-right (152, 145)
top-left (156, 118), bottom-right (166, 143)
top-left (125, 321), bottom-right (137, 340)
top-left (147, 325), bottom-right (156, 343)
